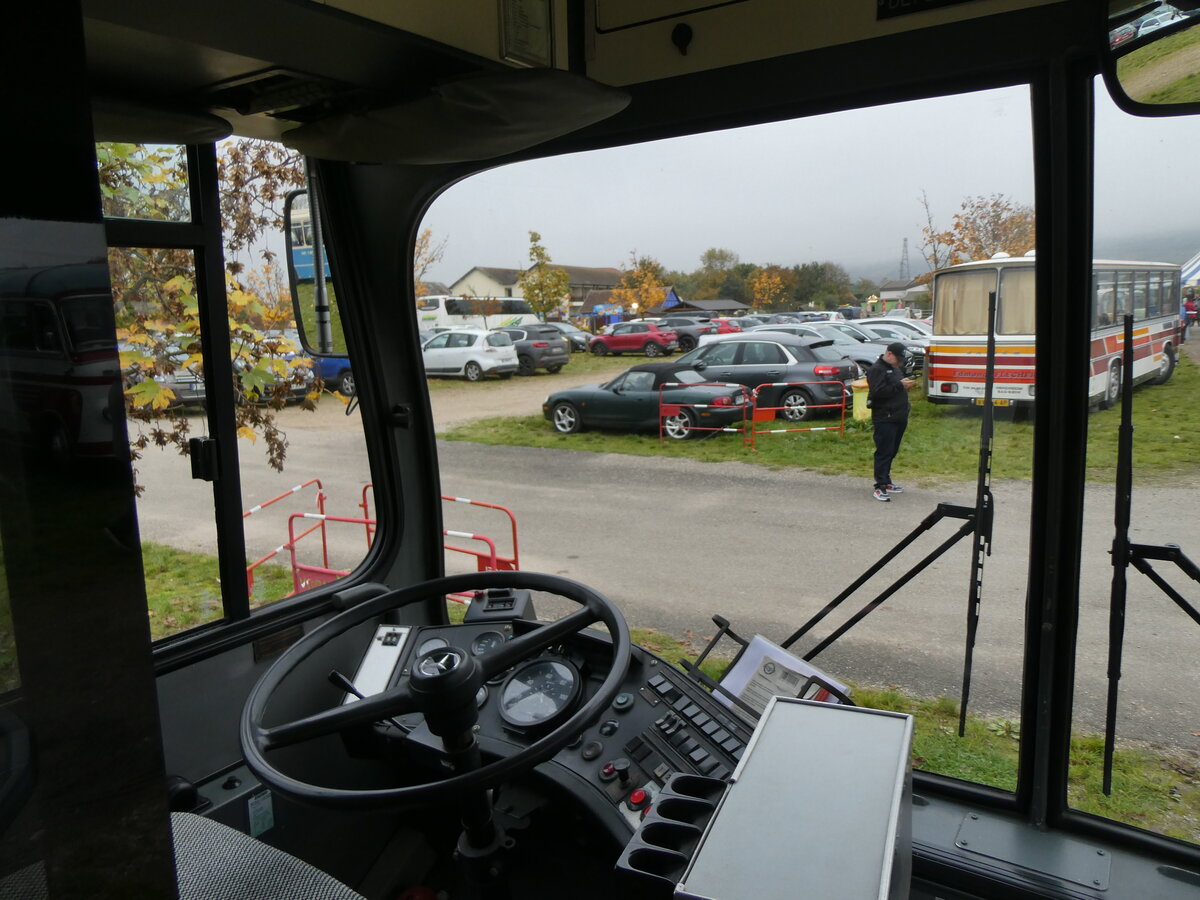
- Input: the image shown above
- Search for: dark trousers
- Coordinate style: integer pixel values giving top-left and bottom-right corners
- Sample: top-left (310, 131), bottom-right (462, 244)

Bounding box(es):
top-left (873, 418), bottom-right (908, 488)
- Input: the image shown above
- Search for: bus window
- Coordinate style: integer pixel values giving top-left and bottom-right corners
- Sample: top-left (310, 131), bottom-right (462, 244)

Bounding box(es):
top-left (422, 85), bottom-right (1035, 794)
top-left (1116, 270), bottom-right (1135, 318)
top-left (105, 142), bottom-right (372, 638)
top-left (1131, 270), bottom-right (1148, 319)
top-left (1073, 81), bottom-right (1196, 841)
top-left (97, 143), bottom-right (191, 223)
top-left (998, 265), bottom-right (1036, 334)
top-left (1094, 271), bottom-right (1116, 327)
top-left (934, 269), bottom-right (995, 335)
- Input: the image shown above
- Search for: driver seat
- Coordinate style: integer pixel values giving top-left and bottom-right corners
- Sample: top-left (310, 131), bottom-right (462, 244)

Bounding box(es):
top-left (171, 812), bottom-right (366, 900)
top-left (0, 813), bottom-right (366, 900)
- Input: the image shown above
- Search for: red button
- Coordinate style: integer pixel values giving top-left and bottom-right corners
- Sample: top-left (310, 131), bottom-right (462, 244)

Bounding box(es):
top-left (629, 789), bottom-right (647, 805)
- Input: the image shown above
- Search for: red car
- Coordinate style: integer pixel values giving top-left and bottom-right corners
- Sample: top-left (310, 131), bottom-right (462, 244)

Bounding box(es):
top-left (589, 321), bottom-right (679, 357)
top-left (710, 318), bottom-right (743, 334)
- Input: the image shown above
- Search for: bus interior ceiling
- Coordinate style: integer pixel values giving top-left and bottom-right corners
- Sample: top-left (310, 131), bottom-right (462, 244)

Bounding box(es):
top-left (7, 0), bottom-right (1200, 898)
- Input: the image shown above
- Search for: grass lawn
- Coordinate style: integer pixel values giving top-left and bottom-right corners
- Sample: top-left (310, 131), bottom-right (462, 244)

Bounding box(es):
top-left (142, 542), bottom-right (294, 639)
top-left (443, 354), bottom-right (1200, 484)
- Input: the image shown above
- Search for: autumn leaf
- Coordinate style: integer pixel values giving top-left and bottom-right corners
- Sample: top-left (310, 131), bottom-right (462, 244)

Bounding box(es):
top-left (237, 426), bottom-right (258, 443)
top-left (127, 379), bottom-right (165, 408)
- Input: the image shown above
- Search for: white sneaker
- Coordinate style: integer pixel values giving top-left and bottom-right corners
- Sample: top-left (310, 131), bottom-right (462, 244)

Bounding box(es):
top-left (884, 484), bottom-right (904, 493)
top-left (873, 488), bottom-right (891, 502)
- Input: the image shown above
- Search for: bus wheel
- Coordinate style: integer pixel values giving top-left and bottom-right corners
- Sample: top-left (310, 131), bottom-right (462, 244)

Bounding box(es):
top-left (1100, 361), bottom-right (1121, 409)
top-left (1153, 344), bottom-right (1176, 385)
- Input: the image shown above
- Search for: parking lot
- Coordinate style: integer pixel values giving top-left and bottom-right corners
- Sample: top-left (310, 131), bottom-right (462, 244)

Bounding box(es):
top-left (133, 373), bottom-right (1200, 751)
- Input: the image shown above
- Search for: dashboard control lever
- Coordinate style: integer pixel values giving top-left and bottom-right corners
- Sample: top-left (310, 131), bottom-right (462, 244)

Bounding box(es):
top-left (329, 669), bottom-right (364, 699)
top-left (613, 757), bottom-right (631, 784)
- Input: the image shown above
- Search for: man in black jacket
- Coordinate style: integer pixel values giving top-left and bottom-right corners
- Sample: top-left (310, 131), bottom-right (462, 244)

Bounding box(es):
top-left (866, 342), bottom-right (914, 502)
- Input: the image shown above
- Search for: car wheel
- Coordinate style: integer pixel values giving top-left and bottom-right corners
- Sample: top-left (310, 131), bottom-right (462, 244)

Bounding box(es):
top-left (1153, 344), bottom-right (1176, 385)
top-left (662, 408), bottom-right (696, 440)
top-left (679, 335), bottom-right (697, 351)
top-left (591, 343), bottom-right (608, 356)
top-left (1100, 360), bottom-right (1121, 409)
top-left (338, 371), bottom-right (355, 395)
top-left (644, 342), bottom-right (663, 357)
top-left (547, 364), bottom-right (563, 374)
top-left (517, 355), bottom-right (536, 376)
top-left (778, 388), bottom-right (813, 422)
top-left (551, 401), bottom-right (582, 434)
top-left (464, 361), bottom-right (483, 382)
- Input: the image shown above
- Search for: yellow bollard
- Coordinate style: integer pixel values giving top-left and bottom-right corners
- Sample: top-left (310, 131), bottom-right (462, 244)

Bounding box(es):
top-left (851, 377), bottom-right (870, 422)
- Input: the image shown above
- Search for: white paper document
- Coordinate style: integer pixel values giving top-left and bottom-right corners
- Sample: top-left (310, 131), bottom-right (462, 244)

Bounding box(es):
top-left (715, 634), bottom-right (849, 722)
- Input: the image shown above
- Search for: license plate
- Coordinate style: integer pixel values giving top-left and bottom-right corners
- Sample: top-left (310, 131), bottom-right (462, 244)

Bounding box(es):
top-left (974, 398), bottom-right (1010, 406)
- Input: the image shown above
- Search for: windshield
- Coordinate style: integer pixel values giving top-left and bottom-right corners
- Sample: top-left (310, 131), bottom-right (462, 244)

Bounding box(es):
top-left (60, 295), bottom-right (117, 350)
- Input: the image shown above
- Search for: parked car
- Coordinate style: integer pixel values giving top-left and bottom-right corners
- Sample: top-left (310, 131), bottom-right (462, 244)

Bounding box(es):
top-left (307, 350), bottom-right (354, 395)
top-left (492, 325), bottom-right (571, 375)
top-left (121, 339), bottom-right (206, 407)
top-left (543, 362), bottom-right (748, 440)
top-left (856, 317), bottom-right (932, 337)
top-left (708, 317), bottom-right (744, 334)
top-left (589, 321), bottom-right (679, 357)
top-left (653, 315), bottom-right (718, 351)
top-left (542, 321), bottom-right (591, 352)
top-left (421, 328), bottom-right (518, 381)
top-left (852, 322), bottom-right (929, 372)
top-left (252, 329), bottom-right (319, 400)
top-left (740, 324), bottom-right (874, 374)
top-left (672, 333), bottom-right (858, 421)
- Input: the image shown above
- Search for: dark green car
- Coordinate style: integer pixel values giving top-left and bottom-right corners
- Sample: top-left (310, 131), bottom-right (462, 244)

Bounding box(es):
top-left (542, 363), bottom-right (748, 440)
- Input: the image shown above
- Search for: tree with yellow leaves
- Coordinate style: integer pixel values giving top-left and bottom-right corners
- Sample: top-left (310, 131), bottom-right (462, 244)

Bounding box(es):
top-left (747, 265), bottom-right (792, 310)
top-left (612, 254), bottom-right (667, 316)
top-left (516, 231), bottom-right (570, 319)
top-left (918, 190), bottom-right (1035, 283)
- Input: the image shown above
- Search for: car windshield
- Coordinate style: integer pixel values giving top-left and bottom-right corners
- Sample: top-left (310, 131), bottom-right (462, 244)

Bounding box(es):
top-left (665, 369), bottom-right (707, 385)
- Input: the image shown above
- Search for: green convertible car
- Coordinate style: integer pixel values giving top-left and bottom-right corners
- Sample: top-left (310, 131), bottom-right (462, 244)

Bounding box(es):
top-left (543, 363), bottom-right (748, 440)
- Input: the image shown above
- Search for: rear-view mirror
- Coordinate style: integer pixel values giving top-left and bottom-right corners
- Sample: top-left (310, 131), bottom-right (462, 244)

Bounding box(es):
top-left (1105, 3), bottom-right (1200, 112)
top-left (284, 189), bottom-right (347, 356)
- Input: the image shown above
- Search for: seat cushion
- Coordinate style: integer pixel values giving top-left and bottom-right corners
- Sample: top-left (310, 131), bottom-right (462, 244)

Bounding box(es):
top-left (171, 812), bottom-right (365, 900)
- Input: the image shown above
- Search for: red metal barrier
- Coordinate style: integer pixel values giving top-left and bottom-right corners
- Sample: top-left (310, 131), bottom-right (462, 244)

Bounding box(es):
top-left (744, 380), bottom-right (847, 450)
top-left (360, 486), bottom-right (520, 572)
top-left (657, 382), bottom-right (749, 443)
top-left (287, 512), bottom-right (373, 594)
top-left (244, 479), bottom-right (327, 595)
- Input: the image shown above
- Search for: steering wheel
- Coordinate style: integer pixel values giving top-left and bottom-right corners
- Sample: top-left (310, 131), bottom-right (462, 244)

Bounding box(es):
top-left (240, 571), bottom-right (632, 809)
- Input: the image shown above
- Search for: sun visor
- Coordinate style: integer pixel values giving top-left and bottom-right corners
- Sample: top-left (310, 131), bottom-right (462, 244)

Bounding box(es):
top-left (282, 68), bottom-right (630, 164)
top-left (91, 97), bottom-right (233, 144)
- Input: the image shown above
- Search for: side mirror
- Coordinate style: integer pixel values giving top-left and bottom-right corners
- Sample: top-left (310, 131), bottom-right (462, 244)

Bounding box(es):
top-left (1104, 3), bottom-right (1200, 113)
top-left (694, 361), bottom-right (708, 371)
top-left (284, 189), bottom-right (347, 356)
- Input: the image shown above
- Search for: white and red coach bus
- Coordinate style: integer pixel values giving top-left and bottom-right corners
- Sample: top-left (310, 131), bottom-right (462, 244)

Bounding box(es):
top-left (927, 253), bottom-right (1181, 409)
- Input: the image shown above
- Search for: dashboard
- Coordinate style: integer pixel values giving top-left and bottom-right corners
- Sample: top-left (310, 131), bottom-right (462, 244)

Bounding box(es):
top-left (346, 609), bottom-right (755, 842)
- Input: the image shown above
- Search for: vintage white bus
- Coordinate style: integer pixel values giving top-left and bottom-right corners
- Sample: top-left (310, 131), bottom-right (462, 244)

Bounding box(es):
top-left (927, 254), bottom-right (1181, 408)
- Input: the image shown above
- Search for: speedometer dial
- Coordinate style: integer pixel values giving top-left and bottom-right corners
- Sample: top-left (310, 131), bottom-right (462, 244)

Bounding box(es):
top-left (498, 659), bottom-right (581, 729)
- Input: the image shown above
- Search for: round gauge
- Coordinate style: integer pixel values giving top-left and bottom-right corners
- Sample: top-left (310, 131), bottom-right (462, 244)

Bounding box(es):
top-left (498, 658), bottom-right (581, 729)
top-left (417, 636), bottom-right (449, 656)
top-left (470, 631), bottom-right (505, 656)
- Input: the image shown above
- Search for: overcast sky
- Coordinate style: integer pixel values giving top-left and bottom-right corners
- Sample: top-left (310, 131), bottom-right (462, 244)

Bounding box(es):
top-left (420, 82), bottom-right (1200, 287)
